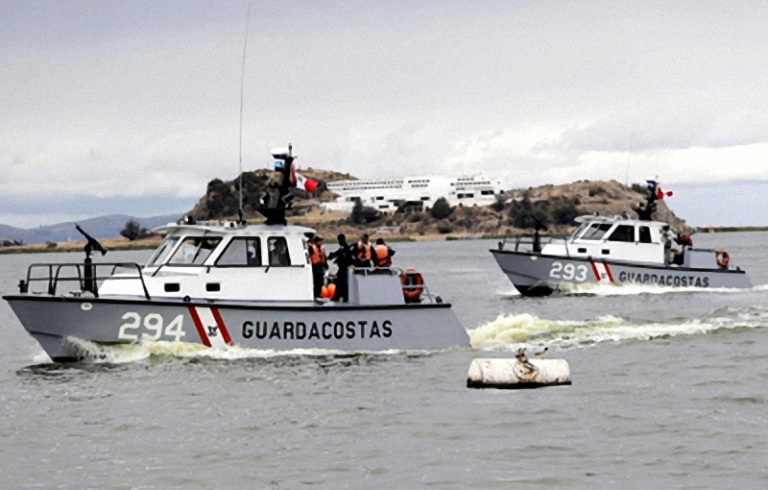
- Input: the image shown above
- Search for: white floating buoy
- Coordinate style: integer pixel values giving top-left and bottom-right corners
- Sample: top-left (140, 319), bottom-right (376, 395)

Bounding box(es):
top-left (467, 356), bottom-right (571, 389)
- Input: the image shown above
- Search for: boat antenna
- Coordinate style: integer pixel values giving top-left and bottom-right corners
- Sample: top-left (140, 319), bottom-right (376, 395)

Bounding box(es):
top-left (625, 114), bottom-right (638, 187)
top-left (237, 3), bottom-right (252, 224)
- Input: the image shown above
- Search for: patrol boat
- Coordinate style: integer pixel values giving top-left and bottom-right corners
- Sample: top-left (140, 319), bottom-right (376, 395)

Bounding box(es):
top-left (490, 180), bottom-right (751, 296)
top-left (3, 148), bottom-right (469, 361)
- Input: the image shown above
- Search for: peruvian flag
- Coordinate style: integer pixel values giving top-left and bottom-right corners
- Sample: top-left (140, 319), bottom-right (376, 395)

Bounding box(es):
top-left (291, 167), bottom-right (319, 193)
top-left (656, 187), bottom-right (674, 200)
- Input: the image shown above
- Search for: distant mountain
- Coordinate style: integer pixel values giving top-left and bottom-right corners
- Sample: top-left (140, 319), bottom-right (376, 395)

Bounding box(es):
top-left (0, 214), bottom-right (181, 245)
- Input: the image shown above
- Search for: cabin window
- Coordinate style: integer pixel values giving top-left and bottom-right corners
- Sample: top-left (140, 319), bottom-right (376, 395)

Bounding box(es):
top-left (168, 237), bottom-right (222, 265)
top-left (639, 226), bottom-right (652, 243)
top-left (607, 225), bottom-right (635, 242)
top-left (571, 223), bottom-right (588, 240)
top-left (267, 237), bottom-right (291, 266)
top-left (581, 223), bottom-right (613, 240)
top-left (146, 237), bottom-right (179, 266)
top-left (215, 238), bottom-right (262, 267)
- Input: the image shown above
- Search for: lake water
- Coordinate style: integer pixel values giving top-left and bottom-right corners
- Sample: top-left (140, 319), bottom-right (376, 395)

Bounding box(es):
top-left (1, 232), bottom-right (767, 488)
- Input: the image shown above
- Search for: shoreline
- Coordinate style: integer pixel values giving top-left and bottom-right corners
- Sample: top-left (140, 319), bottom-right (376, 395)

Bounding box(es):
top-left (697, 226), bottom-right (768, 233)
top-left (0, 233), bottom-right (509, 255)
top-left (2, 226), bottom-right (764, 256)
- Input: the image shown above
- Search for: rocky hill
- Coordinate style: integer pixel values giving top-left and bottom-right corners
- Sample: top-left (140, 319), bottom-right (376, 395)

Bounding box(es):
top-left (185, 170), bottom-right (687, 240)
top-left (188, 168), bottom-right (354, 220)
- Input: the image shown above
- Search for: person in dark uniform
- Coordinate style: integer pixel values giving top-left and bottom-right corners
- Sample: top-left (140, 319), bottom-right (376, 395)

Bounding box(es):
top-left (308, 235), bottom-right (328, 299)
top-left (327, 234), bottom-right (353, 302)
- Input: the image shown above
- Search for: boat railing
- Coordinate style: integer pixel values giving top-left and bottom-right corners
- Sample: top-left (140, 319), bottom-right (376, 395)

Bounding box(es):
top-left (353, 267), bottom-right (443, 304)
top-left (20, 262), bottom-right (151, 300)
top-left (498, 236), bottom-right (572, 257)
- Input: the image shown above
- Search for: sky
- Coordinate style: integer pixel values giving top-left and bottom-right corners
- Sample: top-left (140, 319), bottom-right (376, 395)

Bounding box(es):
top-left (2, 0), bottom-right (768, 228)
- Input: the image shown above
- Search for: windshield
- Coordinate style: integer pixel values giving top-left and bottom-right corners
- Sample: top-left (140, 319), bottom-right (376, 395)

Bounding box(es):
top-left (580, 223), bottom-right (613, 240)
top-left (168, 236), bottom-right (222, 265)
top-left (146, 237), bottom-right (179, 267)
top-left (571, 223), bottom-right (588, 240)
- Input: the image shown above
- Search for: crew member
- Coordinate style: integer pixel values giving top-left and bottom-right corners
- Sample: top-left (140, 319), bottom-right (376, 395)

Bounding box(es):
top-left (661, 225), bottom-right (673, 264)
top-left (309, 235), bottom-right (328, 298)
top-left (675, 233), bottom-right (693, 248)
top-left (374, 237), bottom-right (395, 267)
top-left (328, 234), bottom-right (353, 302)
top-left (354, 233), bottom-right (373, 268)
top-left (269, 238), bottom-right (290, 266)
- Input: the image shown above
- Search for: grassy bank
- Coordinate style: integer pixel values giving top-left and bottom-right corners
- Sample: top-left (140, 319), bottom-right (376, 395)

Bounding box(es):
top-left (697, 226), bottom-right (768, 233)
top-left (0, 236), bottom-right (162, 255)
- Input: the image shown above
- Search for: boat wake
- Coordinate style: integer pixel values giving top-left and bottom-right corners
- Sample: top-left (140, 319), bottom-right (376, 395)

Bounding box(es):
top-left (554, 282), bottom-right (765, 297)
top-left (54, 337), bottom-right (430, 365)
top-left (495, 283), bottom-right (768, 299)
top-left (468, 306), bottom-right (768, 351)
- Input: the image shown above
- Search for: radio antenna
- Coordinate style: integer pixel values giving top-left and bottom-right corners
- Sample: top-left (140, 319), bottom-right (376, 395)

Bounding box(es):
top-left (238, 3), bottom-right (252, 223)
top-left (625, 114), bottom-right (638, 187)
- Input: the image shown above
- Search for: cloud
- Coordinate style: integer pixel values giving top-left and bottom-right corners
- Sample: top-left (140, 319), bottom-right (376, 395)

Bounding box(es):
top-left (2, 1), bottom-right (768, 226)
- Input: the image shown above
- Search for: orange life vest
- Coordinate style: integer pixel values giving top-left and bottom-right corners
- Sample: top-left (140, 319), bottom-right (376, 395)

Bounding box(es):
top-left (320, 283), bottom-right (336, 298)
top-left (356, 241), bottom-right (372, 261)
top-left (375, 244), bottom-right (392, 267)
top-left (309, 244), bottom-right (326, 266)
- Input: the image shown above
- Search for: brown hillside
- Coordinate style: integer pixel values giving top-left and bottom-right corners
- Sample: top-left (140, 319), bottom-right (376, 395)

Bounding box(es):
top-left (188, 168), bottom-right (354, 220)
top-left (511, 180), bottom-right (686, 229)
top-left (185, 170), bottom-right (689, 240)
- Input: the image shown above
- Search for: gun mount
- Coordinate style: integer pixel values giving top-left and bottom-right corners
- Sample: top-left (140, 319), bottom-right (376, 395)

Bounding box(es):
top-left (75, 224), bottom-right (107, 295)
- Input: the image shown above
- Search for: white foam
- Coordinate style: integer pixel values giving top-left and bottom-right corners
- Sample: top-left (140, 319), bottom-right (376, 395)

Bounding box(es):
top-left (469, 307), bottom-right (768, 352)
top-left (560, 281), bottom-right (760, 297)
top-left (494, 282), bottom-right (768, 299)
top-left (58, 338), bottom-right (424, 364)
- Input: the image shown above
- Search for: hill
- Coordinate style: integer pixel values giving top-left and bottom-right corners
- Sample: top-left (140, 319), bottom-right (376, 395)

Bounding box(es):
top-left (0, 214), bottom-right (181, 246)
top-left (184, 170), bottom-right (687, 240)
top-left (0, 177), bottom-right (688, 254)
top-left (188, 168), bottom-right (353, 220)
top-left (288, 180), bottom-right (686, 241)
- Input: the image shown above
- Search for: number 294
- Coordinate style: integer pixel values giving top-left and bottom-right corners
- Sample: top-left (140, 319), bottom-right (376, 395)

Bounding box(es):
top-left (118, 312), bottom-right (186, 342)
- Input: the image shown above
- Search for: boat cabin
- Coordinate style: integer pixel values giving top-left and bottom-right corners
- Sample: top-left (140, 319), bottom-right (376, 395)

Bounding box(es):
top-left (541, 215), bottom-right (667, 264)
top-left (98, 223), bottom-right (313, 301)
top-left (98, 221), bottom-right (410, 305)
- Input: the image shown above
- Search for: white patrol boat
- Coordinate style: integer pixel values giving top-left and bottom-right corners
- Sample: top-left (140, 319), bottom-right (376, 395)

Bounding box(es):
top-left (490, 180), bottom-right (751, 296)
top-left (3, 148), bottom-right (469, 362)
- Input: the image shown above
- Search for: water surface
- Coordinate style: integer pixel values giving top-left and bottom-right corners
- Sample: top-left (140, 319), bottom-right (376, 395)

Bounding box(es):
top-left (1, 232), bottom-right (767, 488)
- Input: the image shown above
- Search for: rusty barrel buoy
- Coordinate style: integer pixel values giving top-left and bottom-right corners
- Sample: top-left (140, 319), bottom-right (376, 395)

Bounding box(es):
top-left (467, 357), bottom-right (571, 389)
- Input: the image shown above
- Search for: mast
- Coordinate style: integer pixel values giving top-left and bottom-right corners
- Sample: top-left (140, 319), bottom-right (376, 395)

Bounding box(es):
top-left (237, 3), bottom-right (251, 223)
top-left (258, 145), bottom-right (296, 225)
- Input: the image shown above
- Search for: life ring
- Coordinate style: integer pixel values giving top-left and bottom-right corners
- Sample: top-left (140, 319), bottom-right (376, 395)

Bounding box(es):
top-left (715, 249), bottom-right (729, 268)
top-left (320, 283), bottom-right (336, 299)
top-left (400, 269), bottom-right (425, 303)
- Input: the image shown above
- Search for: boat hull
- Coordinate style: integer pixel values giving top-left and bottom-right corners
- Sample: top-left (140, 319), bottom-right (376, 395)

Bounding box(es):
top-left (490, 250), bottom-right (752, 296)
top-left (3, 295), bottom-right (469, 361)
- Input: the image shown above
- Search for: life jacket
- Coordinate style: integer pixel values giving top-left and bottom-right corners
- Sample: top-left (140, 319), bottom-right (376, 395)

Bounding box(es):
top-left (374, 244), bottom-right (392, 267)
top-left (356, 241), bottom-right (372, 262)
top-left (678, 234), bottom-right (693, 247)
top-left (309, 244), bottom-right (326, 266)
top-left (320, 282), bottom-right (336, 298)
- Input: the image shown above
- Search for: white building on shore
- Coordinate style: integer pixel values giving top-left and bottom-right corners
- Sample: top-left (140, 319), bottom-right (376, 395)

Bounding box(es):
top-left (322, 175), bottom-right (504, 212)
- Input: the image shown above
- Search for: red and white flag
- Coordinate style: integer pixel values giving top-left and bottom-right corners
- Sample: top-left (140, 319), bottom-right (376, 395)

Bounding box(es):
top-left (292, 167), bottom-right (319, 193)
top-left (656, 187), bottom-right (674, 200)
